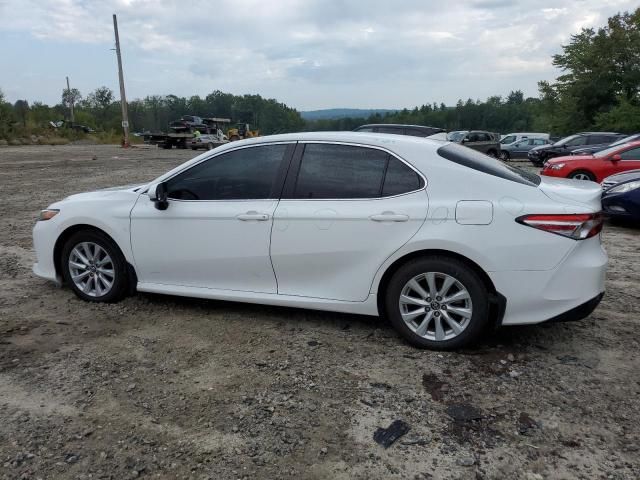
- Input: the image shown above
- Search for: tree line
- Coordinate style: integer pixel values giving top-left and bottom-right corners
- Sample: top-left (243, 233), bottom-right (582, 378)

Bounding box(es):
top-left (1, 7), bottom-right (638, 142)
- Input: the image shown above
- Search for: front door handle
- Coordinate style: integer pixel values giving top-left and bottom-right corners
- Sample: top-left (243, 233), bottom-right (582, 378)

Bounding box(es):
top-left (369, 212), bottom-right (410, 222)
top-left (237, 211), bottom-right (270, 221)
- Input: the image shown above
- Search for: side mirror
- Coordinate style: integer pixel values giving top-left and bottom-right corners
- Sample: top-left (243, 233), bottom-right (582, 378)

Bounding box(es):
top-left (148, 182), bottom-right (169, 210)
top-left (611, 154), bottom-right (622, 162)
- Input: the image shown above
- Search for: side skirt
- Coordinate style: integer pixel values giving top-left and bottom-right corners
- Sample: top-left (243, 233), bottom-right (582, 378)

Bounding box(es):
top-left (137, 282), bottom-right (380, 316)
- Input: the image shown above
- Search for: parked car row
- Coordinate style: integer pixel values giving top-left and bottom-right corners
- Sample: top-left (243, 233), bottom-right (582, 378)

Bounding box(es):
top-left (536, 133), bottom-right (640, 223)
top-left (528, 132), bottom-right (627, 166)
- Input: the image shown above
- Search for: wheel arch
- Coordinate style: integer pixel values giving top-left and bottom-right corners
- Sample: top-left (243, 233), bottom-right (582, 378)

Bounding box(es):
top-left (374, 249), bottom-right (505, 325)
top-left (53, 224), bottom-right (137, 291)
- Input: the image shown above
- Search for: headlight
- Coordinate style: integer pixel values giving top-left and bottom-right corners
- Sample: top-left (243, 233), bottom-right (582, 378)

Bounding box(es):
top-left (609, 180), bottom-right (640, 194)
top-left (548, 163), bottom-right (565, 170)
top-left (38, 209), bottom-right (60, 221)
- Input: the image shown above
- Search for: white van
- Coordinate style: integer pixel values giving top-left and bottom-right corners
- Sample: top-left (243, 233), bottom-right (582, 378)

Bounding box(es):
top-left (500, 132), bottom-right (549, 145)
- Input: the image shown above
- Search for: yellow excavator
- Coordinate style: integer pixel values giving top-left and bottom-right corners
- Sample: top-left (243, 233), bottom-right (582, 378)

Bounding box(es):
top-left (227, 123), bottom-right (260, 141)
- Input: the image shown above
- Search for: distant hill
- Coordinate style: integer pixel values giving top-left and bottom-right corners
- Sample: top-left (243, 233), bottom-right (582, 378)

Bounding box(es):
top-left (300, 108), bottom-right (397, 121)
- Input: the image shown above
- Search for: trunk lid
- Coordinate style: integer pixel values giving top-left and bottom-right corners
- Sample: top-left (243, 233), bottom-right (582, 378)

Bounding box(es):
top-left (538, 176), bottom-right (602, 211)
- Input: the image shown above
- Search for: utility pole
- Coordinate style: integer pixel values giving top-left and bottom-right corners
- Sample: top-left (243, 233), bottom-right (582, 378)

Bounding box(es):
top-left (113, 14), bottom-right (130, 147)
top-left (66, 76), bottom-right (75, 124)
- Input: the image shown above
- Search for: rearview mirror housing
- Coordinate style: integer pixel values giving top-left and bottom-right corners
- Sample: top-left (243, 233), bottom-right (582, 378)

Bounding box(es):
top-left (148, 182), bottom-right (169, 210)
top-left (611, 154), bottom-right (622, 161)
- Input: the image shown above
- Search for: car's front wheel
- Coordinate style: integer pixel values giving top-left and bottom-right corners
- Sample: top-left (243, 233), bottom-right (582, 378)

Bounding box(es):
top-left (500, 151), bottom-right (510, 161)
top-left (61, 230), bottom-right (129, 303)
top-left (568, 170), bottom-right (596, 181)
top-left (385, 257), bottom-right (489, 350)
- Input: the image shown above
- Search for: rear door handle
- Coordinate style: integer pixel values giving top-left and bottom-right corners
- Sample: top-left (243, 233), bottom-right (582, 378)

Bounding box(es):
top-left (237, 211), bottom-right (270, 221)
top-left (369, 212), bottom-right (409, 222)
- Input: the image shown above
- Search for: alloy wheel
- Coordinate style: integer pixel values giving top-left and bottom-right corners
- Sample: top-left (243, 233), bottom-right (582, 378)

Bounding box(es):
top-left (572, 173), bottom-right (592, 181)
top-left (68, 242), bottom-right (115, 297)
top-left (398, 272), bottom-right (473, 342)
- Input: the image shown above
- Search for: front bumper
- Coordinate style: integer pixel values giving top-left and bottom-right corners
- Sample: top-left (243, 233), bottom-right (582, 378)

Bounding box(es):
top-left (528, 154), bottom-right (544, 167)
top-left (602, 192), bottom-right (640, 220)
top-left (32, 219), bottom-right (61, 284)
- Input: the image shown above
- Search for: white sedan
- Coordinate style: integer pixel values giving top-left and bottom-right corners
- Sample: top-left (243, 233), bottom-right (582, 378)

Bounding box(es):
top-left (32, 132), bottom-right (607, 350)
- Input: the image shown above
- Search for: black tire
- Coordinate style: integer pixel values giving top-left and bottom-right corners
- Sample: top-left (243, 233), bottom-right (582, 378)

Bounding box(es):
top-left (486, 149), bottom-right (498, 158)
top-left (207, 142), bottom-right (214, 150)
top-left (61, 230), bottom-right (129, 303)
top-left (384, 256), bottom-right (490, 350)
top-left (500, 151), bottom-right (510, 161)
top-left (568, 170), bottom-right (596, 181)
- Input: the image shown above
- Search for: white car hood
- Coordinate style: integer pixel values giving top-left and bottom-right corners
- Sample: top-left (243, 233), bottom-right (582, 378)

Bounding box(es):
top-left (59, 184), bottom-right (144, 204)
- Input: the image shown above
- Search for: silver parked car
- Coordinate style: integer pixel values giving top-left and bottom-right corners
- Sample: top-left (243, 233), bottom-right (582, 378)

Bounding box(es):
top-left (500, 137), bottom-right (550, 160)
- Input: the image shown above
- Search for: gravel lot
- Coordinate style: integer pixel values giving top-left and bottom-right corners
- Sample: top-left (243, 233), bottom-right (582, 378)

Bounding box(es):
top-left (1, 144), bottom-right (639, 480)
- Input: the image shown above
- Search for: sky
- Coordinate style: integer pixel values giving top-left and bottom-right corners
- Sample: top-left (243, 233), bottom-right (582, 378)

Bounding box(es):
top-left (0, 0), bottom-right (636, 110)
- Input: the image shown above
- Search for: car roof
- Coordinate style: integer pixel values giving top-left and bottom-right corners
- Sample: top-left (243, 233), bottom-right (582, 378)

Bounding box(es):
top-left (208, 131), bottom-right (450, 154)
top-left (576, 132), bottom-right (622, 135)
top-left (357, 124), bottom-right (441, 129)
top-left (240, 130), bottom-right (446, 142)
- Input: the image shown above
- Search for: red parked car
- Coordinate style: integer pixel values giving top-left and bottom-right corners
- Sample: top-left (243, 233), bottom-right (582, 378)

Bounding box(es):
top-left (540, 141), bottom-right (640, 183)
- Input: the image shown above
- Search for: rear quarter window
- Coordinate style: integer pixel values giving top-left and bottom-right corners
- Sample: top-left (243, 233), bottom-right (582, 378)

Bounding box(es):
top-left (437, 143), bottom-right (540, 186)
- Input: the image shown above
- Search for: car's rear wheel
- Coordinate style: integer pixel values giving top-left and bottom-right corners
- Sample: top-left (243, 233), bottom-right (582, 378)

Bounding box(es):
top-left (569, 170), bottom-right (596, 181)
top-left (207, 142), bottom-right (214, 150)
top-left (487, 149), bottom-right (498, 158)
top-left (385, 257), bottom-right (489, 350)
top-left (500, 151), bottom-right (510, 161)
top-left (61, 230), bottom-right (129, 303)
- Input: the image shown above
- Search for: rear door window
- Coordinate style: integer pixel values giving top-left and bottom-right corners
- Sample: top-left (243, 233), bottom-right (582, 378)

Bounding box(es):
top-left (293, 144), bottom-right (387, 199)
top-left (382, 157), bottom-right (422, 196)
top-left (289, 144), bottom-right (423, 199)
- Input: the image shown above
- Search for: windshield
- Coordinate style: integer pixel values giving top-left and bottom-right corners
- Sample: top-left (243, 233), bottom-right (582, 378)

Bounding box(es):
top-left (608, 134), bottom-right (639, 148)
top-left (554, 134), bottom-right (586, 147)
top-left (594, 144), bottom-right (626, 158)
top-left (448, 131), bottom-right (467, 142)
top-left (501, 135), bottom-right (516, 144)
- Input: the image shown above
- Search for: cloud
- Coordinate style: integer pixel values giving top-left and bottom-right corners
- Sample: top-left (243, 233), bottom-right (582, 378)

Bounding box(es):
top-left (0, 0), bottom-right (637, 109)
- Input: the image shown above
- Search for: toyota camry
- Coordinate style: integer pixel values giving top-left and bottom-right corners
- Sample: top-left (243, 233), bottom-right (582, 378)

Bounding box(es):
top-left (33, 132), bottom-right (607, 350)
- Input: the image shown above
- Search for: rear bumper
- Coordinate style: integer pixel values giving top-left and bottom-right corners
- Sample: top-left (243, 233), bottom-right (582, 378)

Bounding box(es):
top-left (490, 236), bottom-right (607, 326)
top-left (545, 292), bottom-right (604, 323)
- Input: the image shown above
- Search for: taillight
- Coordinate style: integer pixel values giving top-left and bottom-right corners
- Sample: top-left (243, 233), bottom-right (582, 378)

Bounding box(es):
top-left (516, 213), bottom-right (603, 240)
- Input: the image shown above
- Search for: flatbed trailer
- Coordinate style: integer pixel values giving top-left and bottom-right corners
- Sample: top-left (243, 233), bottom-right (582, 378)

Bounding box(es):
top-left (143, 132), bottom-right (194, 149)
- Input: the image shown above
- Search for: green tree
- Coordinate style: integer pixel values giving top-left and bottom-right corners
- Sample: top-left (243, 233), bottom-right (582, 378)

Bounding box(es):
top-left (542, 8), bottom-right (640, 133)
top-left (0, 89), bottom-right (14, 138)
